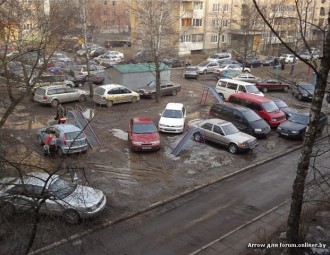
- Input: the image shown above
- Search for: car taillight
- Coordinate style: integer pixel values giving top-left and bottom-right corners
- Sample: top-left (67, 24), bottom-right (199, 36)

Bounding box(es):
top-left (63, 134), bottom-right (67, 145)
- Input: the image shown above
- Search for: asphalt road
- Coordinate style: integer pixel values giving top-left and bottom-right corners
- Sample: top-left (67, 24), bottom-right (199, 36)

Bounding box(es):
top-left (37, 140), bottom-right (330, 255)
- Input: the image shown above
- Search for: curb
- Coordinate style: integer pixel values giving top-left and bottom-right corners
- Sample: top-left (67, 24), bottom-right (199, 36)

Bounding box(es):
top-left (29, 135), bottom-right (326, 255)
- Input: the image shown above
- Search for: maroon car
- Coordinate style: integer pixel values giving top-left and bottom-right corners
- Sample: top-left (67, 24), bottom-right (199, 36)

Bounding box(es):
top-left (255, 78), bottom-right (291, 93)
top-left (128, 117), bottom-right (161, 151)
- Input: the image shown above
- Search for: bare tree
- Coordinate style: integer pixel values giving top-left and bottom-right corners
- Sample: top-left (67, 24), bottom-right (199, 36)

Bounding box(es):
top-left (252, 1), bottom-right (330, 254)
top-left (131, 0), bottom-right (180, 103)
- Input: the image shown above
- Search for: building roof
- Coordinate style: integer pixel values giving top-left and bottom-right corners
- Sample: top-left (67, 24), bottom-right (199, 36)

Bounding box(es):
top-left (112, 63), bottom-right (170, 74)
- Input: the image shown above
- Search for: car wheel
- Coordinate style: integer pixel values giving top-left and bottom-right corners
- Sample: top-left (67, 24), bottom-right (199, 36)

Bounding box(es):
top-left (194, 133), bottom-right (202, 142)
top-left (172, 90), bottom-right (177, 96)
top-left (131, 97), bottom-right (138, 103)
top-left (228, 143), bottom-right (238, 154)
top-left (262, 87), bottom-right (268, 93)
top-left (106, 101), bottom-right (113, 107)
top-left (203, 70), bottom-right (207, 75)
top-left (298, 94), bottom-right (303, 100)
top-left (0, 202), bottom-right (15, 220)
top-left (78, 94), bottom-right (86, 102)
top-left (150, 93), bottom-right (156, 99)
top-left (244, 69), bottom-right (249, 73)
top-left (63, 209), bottom-right (81, 224)
top-left (284, 86), bottom-right (289, 92)
top-left (66, 84), bottom-right (73, 88)
top-left (50, 99), bottom-right (59, 108)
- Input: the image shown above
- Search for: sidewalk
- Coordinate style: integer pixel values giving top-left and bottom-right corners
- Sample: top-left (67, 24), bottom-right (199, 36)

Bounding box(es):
top-left (191, 201), bottom-right (291, 255)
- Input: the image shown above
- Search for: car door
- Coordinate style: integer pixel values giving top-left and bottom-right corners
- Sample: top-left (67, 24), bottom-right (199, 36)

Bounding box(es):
top-left (106, 88), bottom-right (120, 103)
top-left (64, 87), bottom-right (78, 102)
top-left (120, 87), bottom-right (133, 103)
top-left (212, 124), bottom-right (227, 147)
top-left (207, 62), bottom-right (218, 73)
top-left (200, 122), bottom-right (213, 142)
top-left (160, 82), bottom-right (168, 96)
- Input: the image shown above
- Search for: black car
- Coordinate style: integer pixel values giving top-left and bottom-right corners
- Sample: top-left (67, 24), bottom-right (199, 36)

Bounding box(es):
top-left (162, 58), bottom-right (183, 68)
top-left (273, 99), bottom-right (298, 119)
top-left (262, 56), bottom-right (276, 66)
top-left (291, 82), bottom-right (315, 101)
top-left (209, 103), bottom-right (271, 137)
top-left (277, 112), bottom-right (327, 139)
top-left (244, 58), bottom-right (263, 68)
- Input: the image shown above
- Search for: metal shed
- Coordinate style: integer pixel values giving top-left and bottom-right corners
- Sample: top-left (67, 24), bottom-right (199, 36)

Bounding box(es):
top-left (109, 63), bottom-right (171, 90)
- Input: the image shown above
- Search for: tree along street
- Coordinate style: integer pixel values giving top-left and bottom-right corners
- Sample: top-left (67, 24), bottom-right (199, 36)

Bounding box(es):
top-left (36, 140), bottom-right (330, 255)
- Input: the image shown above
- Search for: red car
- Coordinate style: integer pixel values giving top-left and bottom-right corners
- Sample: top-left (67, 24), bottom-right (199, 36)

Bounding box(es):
top-left (128, 117), bottom-right (161, 151)
top-left (255, 78), bottom-right (291, 93)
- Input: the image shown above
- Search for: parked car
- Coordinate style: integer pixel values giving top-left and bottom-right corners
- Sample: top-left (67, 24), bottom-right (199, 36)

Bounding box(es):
top-left (228, 93), bottom-right (286, 127)
top-left (29, 74), bottom-right (75, 95)
top-left (254, 78), bottom-right (291, 93)
top-left (188, 118), bottom-right (258, 154)
top-left (213, 64), bottom-right (250, 78)
top-left (277, 111), bottom-right (327, 139)
top-left (262, 56), bottom-right (276, 66)
top-left (0, 172), bottom-right (106, 224)
top-left (207, 52), bottom-right (232, 62)
top-left (291, 82), bottom-right (315, 101)
top-left (196, 61), bottom-right (219, 74)
top-left (158, 103), bottom-right (186, 133)
top-left (128, 117), bottom-right (161, 151)
top-left (215, 78), bottom-right (264, 101)
top-left (64, 64), bottom-right (105, 84)
top-left (104, 40), bottom-right (131, 48)
top-left (298, 48), bottom-right (322, 60)
top-left (278, 54), bottom-right (296, 63)
top-left (90, 47), bottom-right (107, 58)
top-left (98, 56), bottom-right (122, 67)
top-left (184, 66), bottom-right (199, 79)
top-left (162, 57), bottom-right (183, 68)
top-left (137, 80), bottom-right (181, 99)
top-left (34, 85), bottom-right (88, 107)
top-left (209, 103), bottom-right (271, 137)
top-left (244, 58), bottom-right (263, 68)
top-left (93, 84), bottom-right (140, 107)
top-left (37, 124), bottom-right (89, 155)
top-left (273, 99), bottom-right (299, 119)
top-left (232, 73), bottom-right (259, 83)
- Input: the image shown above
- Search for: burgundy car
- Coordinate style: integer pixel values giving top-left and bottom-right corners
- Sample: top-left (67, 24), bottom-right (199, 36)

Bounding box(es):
top-left (128, 117), bottom-right (161, 151)
top-left (255, 78), bottom-right (291, 93)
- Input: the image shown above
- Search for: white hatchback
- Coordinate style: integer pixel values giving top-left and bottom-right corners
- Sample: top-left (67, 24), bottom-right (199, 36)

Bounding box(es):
top-left (158, 103), bottom-right (186, 133)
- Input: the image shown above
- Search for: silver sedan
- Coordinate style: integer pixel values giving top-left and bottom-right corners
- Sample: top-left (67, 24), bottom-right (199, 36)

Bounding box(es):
top-left (0, 172), bottom-right (106, 224)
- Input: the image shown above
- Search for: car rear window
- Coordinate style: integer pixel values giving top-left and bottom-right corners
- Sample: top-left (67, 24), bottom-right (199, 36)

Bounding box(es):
top-left (94, 87), bottom-right (106, 95)
top-left (35, 88), bottom-right (46, 96)
top-left (65, 131), bottom-right (86, 140)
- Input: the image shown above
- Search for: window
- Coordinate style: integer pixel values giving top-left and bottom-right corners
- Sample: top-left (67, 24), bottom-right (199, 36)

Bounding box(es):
top-left (202, 123), bottom-right (213, 131)
top-left (104, 10), bottom-right (108, 15)
top-left (221, 35), bottom-right (226, 43)
top-left (227, 83), bottom-right (238, 90)
top-left (104, 0), bottom-right (107, 5)
top-left (213, 125), bottom-right (224, 135)
top-left (222, 20), bottom-right (228, 26)
top-left (181, 35), bottom-right (192, 42)
top-left (194, 2), bottom-right (203, 10)
top-left (212, 19), bottom-right (220, 27)
top-left (213, 3), bottom-right (220, 12)
top-left (112, 1), bottom-right (116, 5)
top-left (211, 35), bottom-right (218, 43)
top-left (192, 34), bottom-right (203, 42)
top-left (182, 18), bottom-right (192, 26)
top-left (320, 7), bottom-right (325, 16)
top-left (193, 19), bottom-right (202, 27)
top-left (103, 21), bottom-right (108, 26)
top-left (223, 4), bottom-right (229, 11)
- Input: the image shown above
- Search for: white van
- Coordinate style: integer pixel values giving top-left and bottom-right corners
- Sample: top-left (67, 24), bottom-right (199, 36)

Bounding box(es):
top-left (215, 78), bottom-right (264, 101)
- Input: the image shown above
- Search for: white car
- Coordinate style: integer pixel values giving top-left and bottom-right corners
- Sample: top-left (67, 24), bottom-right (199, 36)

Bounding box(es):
top-left (232, 73), bottom-right (259, 83)
top-left (278, 54), bottom-right (296, 63)
top-left (99, 56), bottom-right (122, 67)
top-left (207, 52), bottom-right (232, 62)
top-left (196, 61), bottom-right (219, 74)
top-left (158, 103), bottom-right (186, 133)
top-left (213, 64), bottom-right (250, 76)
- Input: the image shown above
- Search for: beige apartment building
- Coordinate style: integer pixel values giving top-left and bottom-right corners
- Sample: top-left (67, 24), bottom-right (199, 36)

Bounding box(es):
top-left (131, 0), bottom-right (329, 56)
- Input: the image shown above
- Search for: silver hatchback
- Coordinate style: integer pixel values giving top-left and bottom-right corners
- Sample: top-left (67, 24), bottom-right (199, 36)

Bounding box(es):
top-left (0, 172), bottom-right (106, 224)
top-left (34, 85), bottom-right (88, 107)
top-left (188, 118), bottom-right (258, 154)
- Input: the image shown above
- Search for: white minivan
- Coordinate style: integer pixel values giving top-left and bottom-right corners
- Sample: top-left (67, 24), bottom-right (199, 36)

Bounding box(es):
top-left (215, 78), bottom-right (264, 101)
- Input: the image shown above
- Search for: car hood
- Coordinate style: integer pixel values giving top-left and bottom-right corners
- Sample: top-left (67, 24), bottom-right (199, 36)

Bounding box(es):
top-left (278, 120), bottom-right (306, 132)
top-left (131, 132), bottom-right (160, 142)
top-left (62, 185), bottom-right (104, 207)
top-left (159, 117), bottom-right (185, 126)
top-left (227, 132), bottom-right (256, 143)
top-left (299, 88), bottom-right (314, 94)
top-left (249, 119), bottom-right (270, 130)
top-left (281, 107), bottom-right (298, 117)
top-left (137, 86), bottom-right (154, 92)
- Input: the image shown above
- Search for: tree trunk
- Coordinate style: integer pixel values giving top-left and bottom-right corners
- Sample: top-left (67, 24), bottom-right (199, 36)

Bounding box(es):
top-left (286, 14), bottom-right (330, 255)
top-left (155, 61), bottom-right (161, 103)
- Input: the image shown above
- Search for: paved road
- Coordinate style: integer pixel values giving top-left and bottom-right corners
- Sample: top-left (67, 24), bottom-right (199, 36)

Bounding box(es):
top-left (37, 141), bottom-right (330, 255)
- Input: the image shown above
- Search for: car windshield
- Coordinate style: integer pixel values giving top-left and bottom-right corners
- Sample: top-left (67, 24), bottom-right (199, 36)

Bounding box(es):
top-left (288, 114), bottom-right (309, 125)
top-left (262, 101), bottom-right (279, 113)
top-left (242, 110), bottom-right (261, 122)
top-left (221, 123), bottom-right (239, 135)
top-left (133, 123), bottom-right (157, 134)
top-left (147, 81), bottom-right (156, 88)
top-left (299, 84), bottom-right (314, 91)
top-left (198, 61), bottom-right (209, 67)
top-left (245, 85), bottom-right (260, 93)
top-left (48, 177), bottom-right (77, 199)
top-left (274, 100), bottom-right (288, 108)
top-left (162, 109), bottom-right (183, 118)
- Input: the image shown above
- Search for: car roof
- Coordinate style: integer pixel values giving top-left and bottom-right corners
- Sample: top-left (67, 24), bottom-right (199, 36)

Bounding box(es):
top-left (212, 102), bottom-right (252, 113)
top-left (218, 78), bottom-right (255, 85)
top-left (37, 85), bottom-right (70, 90)
top-left (204, 118), bottom-right (230, 126)
top-left (165, 102), bottom-right (184, 110)
top-left (99, 84), bottom-right (125, 89)
top-left (132, 117), bottom-right (154, 124)
top-left (53, 124), bottom-right (82, 132)
top-left (229, 92), bottom-right (272, 102)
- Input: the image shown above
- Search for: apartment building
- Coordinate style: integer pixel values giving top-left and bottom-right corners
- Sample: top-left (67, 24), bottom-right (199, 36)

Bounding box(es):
top-left (131, 0), bottom-right (329, 56)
